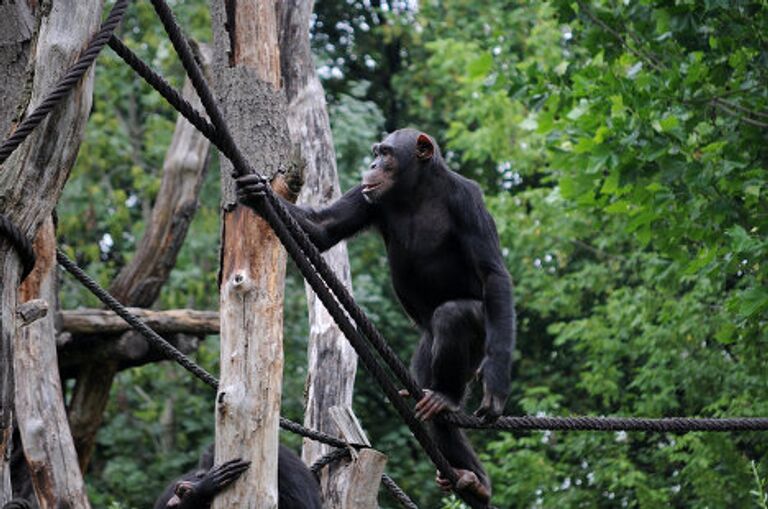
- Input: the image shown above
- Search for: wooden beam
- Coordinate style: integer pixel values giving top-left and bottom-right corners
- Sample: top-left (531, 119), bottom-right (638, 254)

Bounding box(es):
top-left (59, 308), bottom-right (219, 335)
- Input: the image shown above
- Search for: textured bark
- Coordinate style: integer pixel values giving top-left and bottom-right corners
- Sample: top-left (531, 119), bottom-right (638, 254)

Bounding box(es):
top-left (0, 0), bottom-right (102, 502)
top-left (212, 2), bottom-right (296, 508)
top-left (278, 2), bottom-right (359, 503)
top-left (66, 45), bottom-right (212, 472)
top-left (15, 218), bottom-right (90, 509)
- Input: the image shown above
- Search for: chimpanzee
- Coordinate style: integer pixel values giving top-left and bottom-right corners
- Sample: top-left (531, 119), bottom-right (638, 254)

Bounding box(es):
top-left (153, 444), bottom-right (321, 509)
top-left (236, 128), bottom-right (516, 504)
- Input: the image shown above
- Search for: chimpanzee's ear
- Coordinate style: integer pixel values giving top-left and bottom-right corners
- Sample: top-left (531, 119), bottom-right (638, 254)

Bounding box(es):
top-left (416, 133), bottom-right (434, 161)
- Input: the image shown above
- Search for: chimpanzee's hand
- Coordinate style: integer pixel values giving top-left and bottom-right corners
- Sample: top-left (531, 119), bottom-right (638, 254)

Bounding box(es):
top-left (236, 174), bottom-right (269, 207)
top-left (196, 458), bottom-right (251, 498)
top-left (208, 458), bottom-right (251, 492)
top-left (474, 388), bottom-right (505, 423)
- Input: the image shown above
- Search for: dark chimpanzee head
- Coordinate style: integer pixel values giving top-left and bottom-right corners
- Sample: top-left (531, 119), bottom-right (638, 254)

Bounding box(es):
top-left (361, 128), bottom-right (440, 203)
top-left (166, 479), bottom-right (195, 508)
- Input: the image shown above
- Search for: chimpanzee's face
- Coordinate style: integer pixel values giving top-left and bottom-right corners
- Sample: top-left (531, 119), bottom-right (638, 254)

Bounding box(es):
top-left (361, 139), bottom-right (399, 203)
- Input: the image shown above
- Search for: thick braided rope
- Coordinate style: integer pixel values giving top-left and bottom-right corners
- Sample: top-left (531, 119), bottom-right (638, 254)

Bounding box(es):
top-left (309, 447), bottom-right (351, 475)
top-left (382, 474), bottom-right (420, 509)
top-left (148, 0), bottom-right (251, 174)
top-left (143, 3), bottom-right (486, 507)
top-left (441, 413), bottom-right (768, 432)
top-left (0, 0), bottom-right (130, 165)
top-left (0, 213), bottom-right (36, 280)
top-left (50, 247), bottom-right (768, 435)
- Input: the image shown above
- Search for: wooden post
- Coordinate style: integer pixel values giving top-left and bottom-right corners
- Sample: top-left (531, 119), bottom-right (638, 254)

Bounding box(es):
top-left (15, 218), bottom-right (91, 508)
top-left (0, 0), bottom-right (102, 502)
top-left (329, 407), bottom-right (387, 509)
top-left (66, 44), bottom-right (213, 472)
top-left (211, 2), bottom-right (297, 508)
top-left (277, 3), bottom-right (360, 504)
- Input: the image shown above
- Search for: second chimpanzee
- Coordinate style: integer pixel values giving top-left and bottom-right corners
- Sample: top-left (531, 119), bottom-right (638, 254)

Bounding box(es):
top-left (237, 128), bottom-right (516, 503)
top-left (153, 444), bottom-right (321, 509)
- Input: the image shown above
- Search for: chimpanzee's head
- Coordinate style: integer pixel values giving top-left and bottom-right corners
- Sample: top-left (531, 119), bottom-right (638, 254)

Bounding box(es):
top-left (166, 479), bottom-right (195, 508)
top-left (361, 128), bottom-right (437, 203)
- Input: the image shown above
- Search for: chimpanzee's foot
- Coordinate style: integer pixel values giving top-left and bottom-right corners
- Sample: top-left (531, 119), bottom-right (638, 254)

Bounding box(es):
top-left (436, 469), bottom-right (491, 503)
top-left (414, 389), bottom-right (458, 421)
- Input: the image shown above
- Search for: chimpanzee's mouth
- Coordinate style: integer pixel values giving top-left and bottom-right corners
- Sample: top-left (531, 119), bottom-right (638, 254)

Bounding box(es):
top-left (362, 181), bottom-right (382, 194)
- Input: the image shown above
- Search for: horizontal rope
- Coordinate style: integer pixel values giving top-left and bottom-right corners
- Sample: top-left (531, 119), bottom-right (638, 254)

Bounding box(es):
top-left (309, 447), bottom-right (351, 475)
top-left (441, 412), bottom-right (768, 432)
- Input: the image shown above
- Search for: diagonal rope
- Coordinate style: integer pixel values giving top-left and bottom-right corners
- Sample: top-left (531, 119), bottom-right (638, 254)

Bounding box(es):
top-left (382, 474), bottom-right (420, 509)
top-left (0, 0), bottom-right (131, 165)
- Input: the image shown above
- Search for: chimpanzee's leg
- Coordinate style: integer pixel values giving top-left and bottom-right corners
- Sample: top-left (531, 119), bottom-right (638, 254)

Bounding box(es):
top-left (410, 330), bottom-right (434, 389)
top-left (413, 300), bottom-right (491, 502)
top-left (432, 300), bottom-right (484, 396)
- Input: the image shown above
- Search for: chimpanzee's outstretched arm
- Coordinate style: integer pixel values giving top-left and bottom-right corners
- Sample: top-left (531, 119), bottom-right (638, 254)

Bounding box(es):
top-left (236, 175), bottom-right (374, 251)
top-left (454, 187), bottom-right (516, 420)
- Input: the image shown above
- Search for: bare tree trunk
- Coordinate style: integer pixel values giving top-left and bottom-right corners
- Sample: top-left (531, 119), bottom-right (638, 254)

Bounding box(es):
top-left (277, 2), bottom-right (360, 505)
top-left (66, 45), bottom-right (212, 472)
top-left (211, 2), bottom-right (299, 508)
top-left (15, 218), bottom-right (90, 509)
top-left (0, 0), bottom-right (103, 502)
